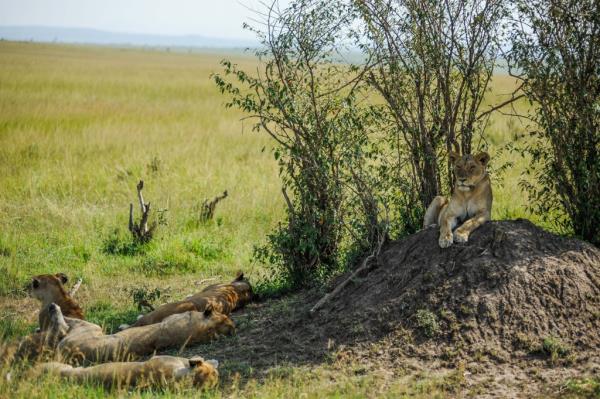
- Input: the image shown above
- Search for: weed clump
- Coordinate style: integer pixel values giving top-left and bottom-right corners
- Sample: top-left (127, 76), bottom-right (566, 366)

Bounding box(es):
top-left (415, 309), bottom-right (440, 338)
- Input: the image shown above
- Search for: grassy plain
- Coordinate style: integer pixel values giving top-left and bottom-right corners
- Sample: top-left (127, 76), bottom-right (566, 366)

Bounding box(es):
top-left (0, 41), bottom-right (558, 398)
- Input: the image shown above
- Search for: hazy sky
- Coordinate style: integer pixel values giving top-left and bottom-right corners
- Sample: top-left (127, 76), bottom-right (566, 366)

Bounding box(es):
top-left (0, 0), bottom-right (291, 39)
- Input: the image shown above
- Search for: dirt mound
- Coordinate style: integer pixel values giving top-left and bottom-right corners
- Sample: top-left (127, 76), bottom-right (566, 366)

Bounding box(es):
top-left (188, 219), bottom-right (600, 383)
top-left (319, 219), bottom-right (600, 359)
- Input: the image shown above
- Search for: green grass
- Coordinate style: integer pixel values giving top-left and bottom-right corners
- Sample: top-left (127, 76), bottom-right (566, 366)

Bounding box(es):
top-left (0, 41), bottom-right (555, 397)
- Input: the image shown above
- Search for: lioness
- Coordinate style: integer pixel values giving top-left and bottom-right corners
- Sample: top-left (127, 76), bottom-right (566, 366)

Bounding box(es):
top-left (44, 302), bottom-right (234, 363)
top-left (29, 273), bottom-right (84, 330)
top-left (126, 272), bottom-right (252, 328)
top-left (37, 355), bottom-right (219, 389)
top-left (423, 151), bottom-right (492, 248)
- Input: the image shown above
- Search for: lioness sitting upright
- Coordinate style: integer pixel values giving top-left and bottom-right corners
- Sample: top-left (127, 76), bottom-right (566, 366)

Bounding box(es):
top-left (29, 273), bottom-right (84, 330)
top-left (423, 151), bottom-right (492, 248)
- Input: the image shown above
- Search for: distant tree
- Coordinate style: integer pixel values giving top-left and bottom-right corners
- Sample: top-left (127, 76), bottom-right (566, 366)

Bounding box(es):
top-left (509, 0), bottom-right (600, 245)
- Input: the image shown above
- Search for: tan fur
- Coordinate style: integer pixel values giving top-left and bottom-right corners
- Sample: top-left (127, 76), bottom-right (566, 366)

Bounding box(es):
top-left (29, 273), bottom-right (84, 330)
top-left (37, 355), bottom-right (219, 389)
top-left (130, 272), bottom-right (252, 328)
top-left (1, 304), bottom-right (70, 364)
top-left (423, 151), bottom-right (493, 248)
top-left (45, 303), bottom-right (234, 363)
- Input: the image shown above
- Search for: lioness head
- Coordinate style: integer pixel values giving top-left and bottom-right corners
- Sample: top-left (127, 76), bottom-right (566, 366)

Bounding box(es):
top-left (29, 273), bottom-right (69, 304)
top-left (449, 151), bottom-right (490, 192)
top-left (231, 271), bottom-right (253, 304)
top-left (189, 357), bottom-right (219, 388)
top-left (203, 306), bottom-right (236, 337)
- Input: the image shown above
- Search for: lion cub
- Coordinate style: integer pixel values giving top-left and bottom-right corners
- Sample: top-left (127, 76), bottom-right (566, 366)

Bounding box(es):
top-left (29, 273), bottom-right (84, 330)
top-left (423, 151), bottom-right (492, 248)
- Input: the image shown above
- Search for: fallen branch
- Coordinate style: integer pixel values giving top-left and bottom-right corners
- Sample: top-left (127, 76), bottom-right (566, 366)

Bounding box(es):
top-left (68, 278), bottom-right (83, 297)
top-left (310, 229), bottom-right (386, 314)
top-left (194, 277), bottom-right (220, 286)
top-left (200, 191), bottom-right (228, 222)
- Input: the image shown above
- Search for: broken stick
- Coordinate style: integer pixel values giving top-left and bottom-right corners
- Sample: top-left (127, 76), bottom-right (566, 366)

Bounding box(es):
top-left (128, 180), bottom-right (157, 243)
top-left (200, 191), bottom-right (228, 221)
top-left (68, 278), bottom-right (83, 297)
top-left (310, 230), bottom-right (386, 314)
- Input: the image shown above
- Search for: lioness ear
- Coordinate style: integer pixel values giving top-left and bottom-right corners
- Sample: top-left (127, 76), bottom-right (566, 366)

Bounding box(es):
top-left (188, 356), bottom-right (204, 367)
top-left (474, 151), bottom-right (490, 167)
top-left (203, 305), bottom-right (213, 318)
top-left (448, 151), bottom-right (460, 164)
top-left (55, 273), bottom-right (68, 284)
top-left (234, 271), bottom-right (244, 282)
top-left (31, 278), bottom-right (40, 289)
top-left (205, 359), bottom-right (219, 369)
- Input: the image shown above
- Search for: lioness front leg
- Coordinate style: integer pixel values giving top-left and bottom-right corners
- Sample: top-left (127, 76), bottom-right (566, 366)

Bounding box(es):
top-left (438, 215), bottom-right (457, 248)
top-left (453, 213), bottom-right (489, 243)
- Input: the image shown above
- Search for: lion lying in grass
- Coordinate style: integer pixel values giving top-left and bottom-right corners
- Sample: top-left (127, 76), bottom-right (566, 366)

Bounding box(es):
top-left (124, 272), bottom-right (252, 329)
top-left (423, 151), bottom-right (492, 248)
top-left (43, 302), bottom-right (234, 363)
top-left (37, 355), bottom-right (219, 389)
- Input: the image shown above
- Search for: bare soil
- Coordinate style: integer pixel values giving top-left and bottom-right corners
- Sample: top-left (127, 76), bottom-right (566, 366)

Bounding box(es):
top-left (184, 220), bottom-right (600, 397)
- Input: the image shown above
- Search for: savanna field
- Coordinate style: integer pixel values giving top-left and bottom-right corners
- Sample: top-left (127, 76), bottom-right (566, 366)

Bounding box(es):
top-left (1, 41), bottom-right (588, 398)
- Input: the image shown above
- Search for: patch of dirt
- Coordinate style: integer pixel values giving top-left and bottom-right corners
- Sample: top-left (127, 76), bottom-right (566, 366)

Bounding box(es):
top-left (184, 220), bottom-right (600, 396)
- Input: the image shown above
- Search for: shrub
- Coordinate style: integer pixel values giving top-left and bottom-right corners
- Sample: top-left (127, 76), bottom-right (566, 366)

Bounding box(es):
top-left (415, 309), bottom-right (440, 338)
top-left (101, 228), bottom-right (147, 256)
top-left (509, 0), bottom-right (600, 245)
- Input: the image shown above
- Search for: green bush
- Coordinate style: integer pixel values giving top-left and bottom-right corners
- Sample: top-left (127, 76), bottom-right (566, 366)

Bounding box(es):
top-left (101, 228), bottom-right (148, 256)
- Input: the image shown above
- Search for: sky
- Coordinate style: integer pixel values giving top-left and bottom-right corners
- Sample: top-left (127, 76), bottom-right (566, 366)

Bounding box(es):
top-left (0, 0), bottom-right (291, 40)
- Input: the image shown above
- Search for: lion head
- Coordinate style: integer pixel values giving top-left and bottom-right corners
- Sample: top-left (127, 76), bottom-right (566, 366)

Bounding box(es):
top-left (29, 273), bottom-right (69, 303)
top-left (449, 151), bottom-right (490, 192)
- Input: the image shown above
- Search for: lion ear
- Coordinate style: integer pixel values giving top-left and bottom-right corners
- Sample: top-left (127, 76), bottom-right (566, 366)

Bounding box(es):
top-left (188, 356), bottom-right (204, 367)
top-left (234, 271), bottom-right (244, 282)
top-left (448, 151), bottom-right (460, 164)
top-left (55, 273), bottom-right (68, 284)
top-left (474, 151), bottom-right (490, 167)
top-left (205, 359), bottom-right (219, 369)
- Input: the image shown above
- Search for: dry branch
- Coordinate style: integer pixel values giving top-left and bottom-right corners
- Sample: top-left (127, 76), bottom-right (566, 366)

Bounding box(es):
top-left (310, 228), bottom-right (386, 314)
top-left (68, 278), bottom-right (83, 297)
top-left (200, 190), bottom-right (228, 222)
top-left (128, 180), bottom-right (157, 243)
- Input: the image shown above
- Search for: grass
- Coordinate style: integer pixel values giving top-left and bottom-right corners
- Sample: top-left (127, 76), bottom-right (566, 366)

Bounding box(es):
top-left (0, 41), bottom-right (560, 397)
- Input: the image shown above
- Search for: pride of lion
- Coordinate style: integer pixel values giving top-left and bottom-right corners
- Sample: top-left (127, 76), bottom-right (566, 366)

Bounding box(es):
top-left (5, 150), bottom-right (491, 390)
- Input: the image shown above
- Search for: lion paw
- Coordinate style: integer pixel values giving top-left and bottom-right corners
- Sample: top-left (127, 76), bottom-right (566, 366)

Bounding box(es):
top-left (439, 233), bottom-right (453, 248)
top-left (453, 230), bottom-right (469, 243)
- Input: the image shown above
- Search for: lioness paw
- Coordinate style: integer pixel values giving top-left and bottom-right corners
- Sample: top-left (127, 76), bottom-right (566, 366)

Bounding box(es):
top-left (453, 230), bottom-right (469, 243)
top-left (439, 233), bottom-right (453, 248)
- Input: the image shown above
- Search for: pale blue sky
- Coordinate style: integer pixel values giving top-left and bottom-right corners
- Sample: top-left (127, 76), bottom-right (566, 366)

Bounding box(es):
top-left (0, 0), bottom-right (291, 39)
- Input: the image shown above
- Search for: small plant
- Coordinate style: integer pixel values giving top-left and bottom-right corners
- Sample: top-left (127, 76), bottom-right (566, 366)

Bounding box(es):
top-left (146, 155), bottom-right (162, 174)
top-left (199, 190), bottom-right (228, 222)
top-left (101, 228), bottom-right (146, 256)
top-left (127, 286), bottom-right (169, 312)
top-left (415, 309), bottom-right (440, 338)
top-left (540, 336), bottom-right (570, 363)
top-left (563, 378), bottom-right (600, 398)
